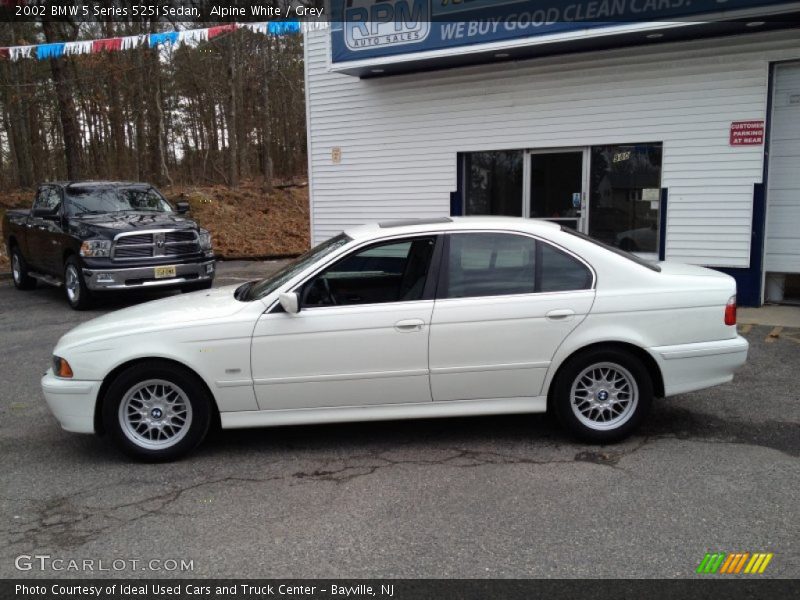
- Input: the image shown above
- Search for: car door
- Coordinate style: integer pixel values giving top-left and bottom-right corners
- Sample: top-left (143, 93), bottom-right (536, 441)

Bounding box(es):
top-left (250, 234), bottom-right (441, 410)
top-left (26, 186), bottom-right (63, 273)
top-left (428, 231), bottom-right (596, 402)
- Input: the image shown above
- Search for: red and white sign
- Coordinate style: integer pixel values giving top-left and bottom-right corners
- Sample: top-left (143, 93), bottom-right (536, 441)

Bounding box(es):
top-left (730, 120), bottom-right (765, 146)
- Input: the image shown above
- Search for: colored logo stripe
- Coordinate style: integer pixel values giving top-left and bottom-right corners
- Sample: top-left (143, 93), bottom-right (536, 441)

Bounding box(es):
top-left (697, 552), bottom-right (773, 574)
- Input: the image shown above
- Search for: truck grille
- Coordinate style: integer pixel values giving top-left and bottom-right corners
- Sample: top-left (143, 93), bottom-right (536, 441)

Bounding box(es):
top-left (112, 229), bottom-right (200, 261)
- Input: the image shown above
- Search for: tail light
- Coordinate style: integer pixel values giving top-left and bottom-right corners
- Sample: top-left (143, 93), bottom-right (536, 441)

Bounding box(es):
top-left (724, 295), bottom-right (737, 326)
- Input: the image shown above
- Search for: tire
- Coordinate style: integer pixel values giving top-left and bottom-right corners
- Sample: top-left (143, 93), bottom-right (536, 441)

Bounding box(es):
top-left (10, 246), bottom-right (37, 290)
top-left (551, 347), bottom-right (652, 443)
top-left (181, 279), bottom-right (213, 293)
top-left (64, 256), bottom-right (93, 310)
top-left (102, 361), bottom-right (213, 461)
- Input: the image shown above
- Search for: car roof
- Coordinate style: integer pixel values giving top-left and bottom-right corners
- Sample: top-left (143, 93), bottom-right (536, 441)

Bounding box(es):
top-left (344, 216), bottom-right (562, 240)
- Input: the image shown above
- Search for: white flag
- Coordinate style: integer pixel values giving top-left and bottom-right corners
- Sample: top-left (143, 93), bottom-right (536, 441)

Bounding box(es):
top-left (178, 28), bottom-right (209, 47)
top-left (9, 45), bottom-right (34, 61)
top-left (120, 35), bottom-right (146, 50)
top-left (64, 40), bottom-right (93, 56)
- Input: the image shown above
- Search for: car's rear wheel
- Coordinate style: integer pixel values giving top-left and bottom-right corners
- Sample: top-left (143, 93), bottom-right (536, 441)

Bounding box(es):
top-left (103, 361), bottom-right (212, 461)
top-left (552, 348), bottom-right (652, 443)
top-left (64, 256), bottom-right (92, 310)
top-left (10, 246), bottom-right (36, 290)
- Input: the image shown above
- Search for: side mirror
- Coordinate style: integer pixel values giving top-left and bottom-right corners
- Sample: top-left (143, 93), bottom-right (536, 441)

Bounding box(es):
top-left (175, 201), bottom-right (190, 214)
top-left (279, 292), bottom-right (300, 314)
top-left (32, 207), bottom-right (59, 219)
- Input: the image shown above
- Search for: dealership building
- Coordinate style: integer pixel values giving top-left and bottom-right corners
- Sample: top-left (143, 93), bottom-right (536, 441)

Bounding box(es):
top-left (303, 0), bottom-right (800, 305)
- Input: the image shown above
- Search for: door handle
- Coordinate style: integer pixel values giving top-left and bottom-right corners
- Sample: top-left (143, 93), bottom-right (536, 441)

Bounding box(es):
top-left (394, 319), bottom-right (424, 332)
top-left (546, 309), bottom-right (575, 320)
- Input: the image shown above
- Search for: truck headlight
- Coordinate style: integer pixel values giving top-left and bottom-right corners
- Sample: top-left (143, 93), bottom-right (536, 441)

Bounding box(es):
top-left (79, 239), bottom-right (111, 257)
top-left (198, 229), bottom-right (212, 251)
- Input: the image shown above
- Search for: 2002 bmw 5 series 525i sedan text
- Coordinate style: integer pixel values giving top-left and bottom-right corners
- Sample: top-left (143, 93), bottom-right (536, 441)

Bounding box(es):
top-left (41, 217), bottom-right (748, 460)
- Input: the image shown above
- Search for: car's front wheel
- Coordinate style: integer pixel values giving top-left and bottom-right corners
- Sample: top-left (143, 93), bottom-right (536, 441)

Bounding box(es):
top-left (103, 361), bottom-right (213, 461)
top-left (552, 347), bottom-right (652, 443)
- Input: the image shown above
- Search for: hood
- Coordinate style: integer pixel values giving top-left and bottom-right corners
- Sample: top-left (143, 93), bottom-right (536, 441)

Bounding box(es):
top-left (69, 211), bottom-right (198, 239)
top-left (56, 285), bottom-right (252, 351)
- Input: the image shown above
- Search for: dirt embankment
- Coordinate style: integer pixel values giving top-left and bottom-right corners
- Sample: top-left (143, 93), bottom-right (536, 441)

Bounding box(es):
top-left (0, 180), bottom-right (310, 271)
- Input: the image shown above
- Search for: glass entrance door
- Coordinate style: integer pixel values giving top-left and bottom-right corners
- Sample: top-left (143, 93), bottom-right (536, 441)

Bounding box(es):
top-left (527, 151), bottom-right (586, 231)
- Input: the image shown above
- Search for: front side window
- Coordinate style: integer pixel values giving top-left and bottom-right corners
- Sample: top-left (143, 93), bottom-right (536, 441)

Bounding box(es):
top-left (301, 236), bottom-right (437, 307)
top-left (34, 187), bottom-right (61, 213)
top-left (443, 233), bottom-right (593, 299)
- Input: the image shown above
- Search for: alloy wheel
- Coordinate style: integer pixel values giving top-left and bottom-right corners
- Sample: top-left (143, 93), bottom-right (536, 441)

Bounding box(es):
top-left (118, 379), bottom-right (194, 450)
top-left (569, 362), bottom-right (639, 431)
top-left (65, 264), bottom-right (80, 304)
top-left (12, 253), bottom-right (21, 284)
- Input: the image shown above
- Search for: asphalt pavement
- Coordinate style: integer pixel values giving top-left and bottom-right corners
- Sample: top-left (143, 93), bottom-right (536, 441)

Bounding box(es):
top-left (0, 261), bottom-right (798, 579)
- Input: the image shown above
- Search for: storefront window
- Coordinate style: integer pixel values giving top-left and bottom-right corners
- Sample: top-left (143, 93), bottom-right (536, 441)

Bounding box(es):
top-left (463, 151), bottom-right (523, 216)
top-left (588, 144), bottom-right (663, 254)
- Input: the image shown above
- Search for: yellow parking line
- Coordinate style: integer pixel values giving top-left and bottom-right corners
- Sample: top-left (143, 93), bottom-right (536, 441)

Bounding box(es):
top-left (739, 324), bottom-right (753, 334)
top-left (765, 326), bottom-right (782, 343)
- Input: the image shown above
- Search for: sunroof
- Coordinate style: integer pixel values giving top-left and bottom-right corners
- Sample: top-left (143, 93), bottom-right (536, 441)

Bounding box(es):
top-left (378, 217), bottom-right (453, 228)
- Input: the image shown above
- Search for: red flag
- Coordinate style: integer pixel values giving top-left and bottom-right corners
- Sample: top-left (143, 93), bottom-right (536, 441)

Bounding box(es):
top-left (207, 24), bottom-right (237, 39)
top-left (92, 38), bottom-right (122, 52)
top-left (0, 47), bottom-right (9, 60)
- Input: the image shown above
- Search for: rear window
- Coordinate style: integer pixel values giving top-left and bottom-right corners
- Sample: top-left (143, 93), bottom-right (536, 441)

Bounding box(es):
top-left (561, 227), bottom-right (661, 272)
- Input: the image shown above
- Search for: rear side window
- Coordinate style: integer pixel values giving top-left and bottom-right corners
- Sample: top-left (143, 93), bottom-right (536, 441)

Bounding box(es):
top-left (444, 233), bottom-right (536, 298)
top-left (442, 233), bottom-right (592, 299)
top-left (538, 242), bottom-right (593, 292)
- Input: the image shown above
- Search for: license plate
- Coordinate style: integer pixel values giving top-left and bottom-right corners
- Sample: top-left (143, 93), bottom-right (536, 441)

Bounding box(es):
top-left (154, 266), bottom-right (176, 279)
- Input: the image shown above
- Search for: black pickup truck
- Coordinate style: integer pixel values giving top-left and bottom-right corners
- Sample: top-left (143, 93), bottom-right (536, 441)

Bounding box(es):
top-left (3, 181), bottom-right (215, 309)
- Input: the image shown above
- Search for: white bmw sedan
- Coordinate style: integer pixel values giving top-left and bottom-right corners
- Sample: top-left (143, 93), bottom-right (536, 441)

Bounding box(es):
top-left (42, 217), bottom-right (748, 460)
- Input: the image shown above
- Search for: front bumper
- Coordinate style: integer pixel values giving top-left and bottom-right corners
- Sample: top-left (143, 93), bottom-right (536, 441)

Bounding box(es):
top-left (41, 370), bottom-right (100, 434)
top-left (82, 259), bottom-right (215, 291)
top-left (650, 336), bottom-right (749, 397)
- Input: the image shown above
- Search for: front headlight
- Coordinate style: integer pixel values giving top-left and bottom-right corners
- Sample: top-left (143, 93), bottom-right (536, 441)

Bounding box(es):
top-left (80, 239), bottom-right (111, 257)
top-left (198, 229), bottom-right (212, 251)
top-left (52, 356), bottom-right (73, 378)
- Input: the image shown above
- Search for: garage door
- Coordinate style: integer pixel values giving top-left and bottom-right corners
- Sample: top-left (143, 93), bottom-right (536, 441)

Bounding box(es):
top-left (766, 62), bottom-right (800, 274)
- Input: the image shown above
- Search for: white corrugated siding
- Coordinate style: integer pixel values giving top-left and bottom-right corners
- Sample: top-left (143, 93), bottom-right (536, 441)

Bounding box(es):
top-left (765, 61), bottom-right (800, 274)
top-left (305, 30), bottom-right (800, 268)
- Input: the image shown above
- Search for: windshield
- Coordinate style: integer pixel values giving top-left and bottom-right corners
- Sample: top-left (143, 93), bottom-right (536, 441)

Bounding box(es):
top-left (241, 233), bottom-right (352, 301)
top-left (65, 186), bottom-right (173, 216)
top-left (561, 226), bottom-right (661, 272)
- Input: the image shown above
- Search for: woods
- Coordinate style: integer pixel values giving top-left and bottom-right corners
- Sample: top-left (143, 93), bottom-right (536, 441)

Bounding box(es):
top-left (0, 21), bottom-right (307, 191)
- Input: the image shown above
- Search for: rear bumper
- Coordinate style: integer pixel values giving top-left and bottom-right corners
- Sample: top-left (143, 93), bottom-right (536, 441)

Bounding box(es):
top-left (41, 370), bottom-right (100, 434)
top-left (82, 259), bottom-right (215, 291)
top-left (649, 336), bottom-right (749, 397)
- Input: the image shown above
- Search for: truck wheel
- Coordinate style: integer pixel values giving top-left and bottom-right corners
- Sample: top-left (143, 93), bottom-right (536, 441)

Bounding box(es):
top-left (102, 361), bottom-right (213, 461)
top-left (181, 280), bottom-right (213, 293)
top-left (64, 256), bottom-right (92, 310)
top-left (10, 246), bottom-right (37, 290)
